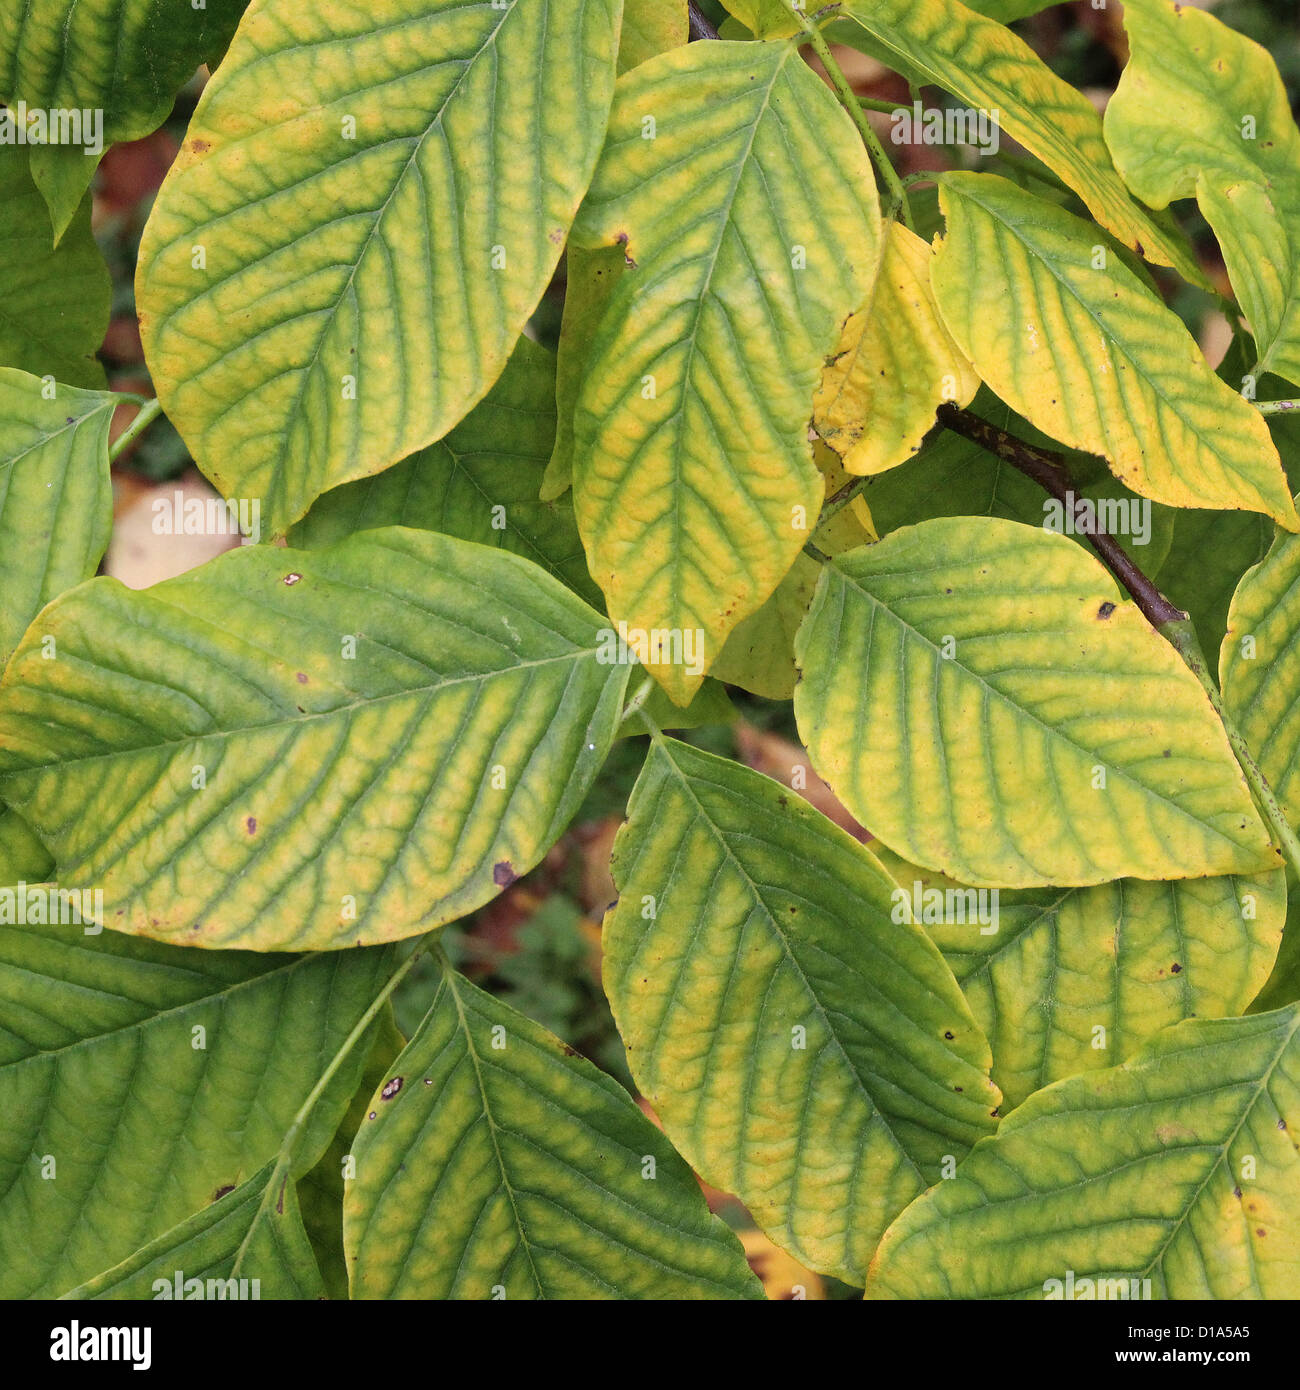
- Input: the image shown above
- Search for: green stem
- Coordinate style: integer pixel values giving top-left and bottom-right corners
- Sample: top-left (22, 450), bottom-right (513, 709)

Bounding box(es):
top-left (233, 934), bottom-right (436, 1270)
top-left (108, 395), bottom-right (163, 462)
top-left (796, 13), bottom-right (914, 231)
top-left (1159, 617), bottom-right (1300, 879)
top-left (859, 95), bottom-right (909, 114)
top-left (1256, 399), bottom-right (1300, 416)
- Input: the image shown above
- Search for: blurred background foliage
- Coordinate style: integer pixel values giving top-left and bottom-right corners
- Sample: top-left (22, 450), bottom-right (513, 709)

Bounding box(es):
top-left (79, 0), bottom-right (1299, 1298)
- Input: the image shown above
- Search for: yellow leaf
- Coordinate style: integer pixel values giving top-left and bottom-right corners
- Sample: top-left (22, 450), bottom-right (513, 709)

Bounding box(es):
top-left (816, 221), bottom-right (979, 475)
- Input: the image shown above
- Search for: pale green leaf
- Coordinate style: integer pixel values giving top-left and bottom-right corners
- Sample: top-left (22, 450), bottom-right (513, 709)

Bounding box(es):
top-left (866, 1007), bottom-right (1300, 1299)
top-left (932, 172), bottom-right (1297, 527)
top-left (0, 529), bottom-right (631, 950)
top-left (63, 1163), bottom-right (324, 1301)
top-left (344, 953), bottom-right (763, 1299)
top-left (570, 39), bottom-right (881, 704)
top-left (1106, 0), bottom-right (1300, 387)
top-left (874, 847), bottom-right (1285, 1113)
top-left (837, 0), bottom-right (1205, 280)
top-left (1221, 522), bottom-right (1300, 829)
top-left (620, 0), bottom-right (688, 72)
top-left (0, 368), bottom-right (115, 668)
top-left (289, 337), bottom-right (599, 606)
top-left (136, 0), bottom-right (622, 535)
top-left (0, 922), bottom-right (391, 1297)
top-left (0, 804), bottom-right (52, 882)
top-left (603, 738), bottom-right (1000, 1283)
top-left (0, 150), bottom-right (108, 387)
top-left (793, 517), bottom-right (1277, 888)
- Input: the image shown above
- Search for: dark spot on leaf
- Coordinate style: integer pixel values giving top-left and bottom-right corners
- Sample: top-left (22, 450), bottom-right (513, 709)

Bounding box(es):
top-left (1234, 1187), bottom-right (1243, 1198)
top-left (380, 1076), bottom-right (403, 1101)
top-left (1279, 1118), bottom-right (1288, 1130)
top-left (423, 1077), bottom-right (433, 1086)
top-left (211, 1184), bottom-right (235, 1203)
top-left (548, 228), bottom-right (564, 245)
top-left (561, 1044), bottom-right (579, 1057)
top-left (367, 1111), bottom-right (377, 1120)
top-left (954, 1086), bottom-right (963, 1092)
top-left (1257, 1228), bottom-right (1266, 1237)
top-left (493, 860), bottom-right (517, 887)
top-left (944, 1031), bottom-right (954, 1040)
top-left (190, 138), bottom-right (210, 154)
top-left (284, 573), bottom-right (301, 585)
top-left (1097, 601), bottom-right (1116, 620)
top-left (1170, 961), bottom-right (1182, 973)
top-left (245, 816), bottom-right (257, 834)
top-left (296, 672), bottom-right (308, 684)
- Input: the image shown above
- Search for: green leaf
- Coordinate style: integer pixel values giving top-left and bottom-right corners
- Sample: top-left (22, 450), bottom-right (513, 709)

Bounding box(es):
top-left (836, 0), bottom-right (1205, 280)
top-left (793, 517), bottom-right (1277, 889)
top-left (0, 369), bottom-right (115, 668)
top-left (815, 221), bottom-right (980, 476)
top-left (619, 0), bottom-right (688, 72)
top-left (343, 952), bottom-right (762, 1299)
top-left (298, 1006), bottom-right (406, 1299)
top-left (0, 0), bottom-right (246, 241)
top-left (0, 804), bottom-right (52, 882)
top-left (932, 172), bottom-right (1297, 528)
top-left (63, 1163), bottom-right (324, 1301)
top-left (0, 922), bottom-right (391, 1297)
top-left (1221, 523), bottom-right (1300, 829)
top-left (542, 243), bottom-right (628, 503)
top-left (569, 39), bottom-right (881, 704)
top-left (874, 847), bottom-right (1285, 1113)
top-left (866, 1007), bottom-right (1300, 1299)
top-left (1105, 0), bottom-right (1300, 388)
top-left (0, 150), bottom-right (108, 387)
top-left (603, 738), bottom-right (1000, 1283)
top-left (136, 0), bottom-right (622, 536)
top-left (1252, 873), bottom-right (1300, 1015)
top-left (0, 530), bottom-right (631, 950)
top-left (288, 337), bottom-right (599, 607)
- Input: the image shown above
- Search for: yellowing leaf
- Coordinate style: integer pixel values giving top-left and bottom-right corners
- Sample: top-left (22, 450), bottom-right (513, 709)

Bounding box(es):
top-left (866, 1007), bottom-right (1300, 1299)
top-left (815, 221), bottom-right (979, 475)
top-left (793, 517), bottom-right (1277, 889)
top-left (1106, 0), bottom-right (1300, 388)
top-left (604, 738), bottom-right (999, 1283)
top-left (875, 847), bottom-right (1285, 1113)
top-left (837, 0), bottom-right (1205, 280)
top-left (932, 172), bottom-right (1298, 529)
top-left (570, 39), bottom-right (881, 704)
top-left (716, 1), bottom-right (801, 38)
top-left (344, 955), bottom-right (762, 1299)
top-left (0, 530), bottom-right (631, 950)
top-left (136, 0), bottom-right (621, 535)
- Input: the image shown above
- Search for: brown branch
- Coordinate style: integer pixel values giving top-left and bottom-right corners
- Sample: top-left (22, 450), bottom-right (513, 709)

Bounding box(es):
top-left (935, 403), bottom-right (1187, 628)
top-left (688, 3), bottom-right (721, 40)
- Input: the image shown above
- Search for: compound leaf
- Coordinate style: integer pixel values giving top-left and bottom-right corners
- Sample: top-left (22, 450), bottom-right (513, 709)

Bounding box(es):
top-left (0, 530), bottom-right (631, 950)
top-left (570, 39), bottom-right (881, 704)
top-left (344, 953), bottom-right (762, 1299)
top-left (866, 1007), bottom-right (1300, 1299)
top-left (603, 737), bottom-right (1000, 1284)
top-left (932, 172), bottom-right (1297, 528)
top-left (136, 0), bottom-right (621, 535)
top-left (793, 517), bottom-right (1276, 888)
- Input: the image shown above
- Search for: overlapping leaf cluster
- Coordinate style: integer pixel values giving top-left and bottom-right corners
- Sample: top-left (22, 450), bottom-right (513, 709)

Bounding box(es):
top-left (0, 0), bottom-right (1298, 1300)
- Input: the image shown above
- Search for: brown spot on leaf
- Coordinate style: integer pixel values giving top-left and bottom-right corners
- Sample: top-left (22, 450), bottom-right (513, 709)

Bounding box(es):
top-left (245, 816), bottom-right (257, 834)
top-left (190, 138), bottom-right (211, 154)
top-left (296, 672), bottom-right (308, 684)
top-left (493, 860), bottom-right (517, 887)
top-left (1170, 961), bottom-right (1182, 973)
top-left (211, 1184), bottom-right (235, 1203)
top-left (1097, 601), bottom-right (1116, 620)
top-left (380, 1076), bottom-right (403, 1101)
